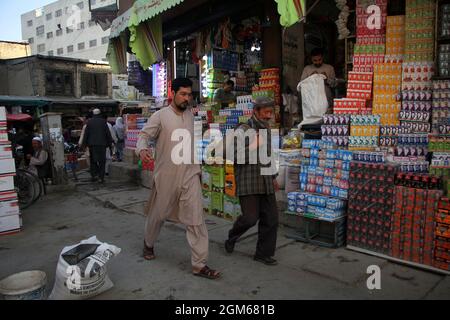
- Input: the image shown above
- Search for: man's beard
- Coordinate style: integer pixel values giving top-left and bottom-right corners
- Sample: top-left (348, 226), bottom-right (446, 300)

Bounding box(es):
top-left (174, 101), bottom-right (189, 111)
top-left (314, 63), bottom-right (322, 68)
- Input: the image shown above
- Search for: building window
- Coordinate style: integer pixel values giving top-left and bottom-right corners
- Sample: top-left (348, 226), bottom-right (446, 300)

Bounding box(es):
top-left (77, 2), bottom-right (84, 9)
top-left (37, 44), bottom-right (45, 53)
top-left (66, 27), bottom-right (73, 34)
top-left (81, 72), bottom-right (108, 96)
top-left (47, 32), bottom-right (53, 39)
top-left (35, 8), bottom-right (43, 17)
top-left (67, 45), bottom-right (74, 53)
top-left (36, 25), bottom-right (44, 36)
top-left (57, 48), bottom-right (63, 55)
top-left (55, 9), bottom-right (62, 17)
top-left (89, 20), bottom-right (96, 27)
top-left (91, 0), bottom-right (97, 5)
top-left (28, 37), bottom-right (34, 44)
top-left (27, 20), bottom-right (33, 27)
top-left (56, 29), bottom-right (63, 36)
top-left (45, 71), bottom-right (74, 96)
top-left (78, 42), bottom-right (85, 50)
top-left (46, 13), bottom-right (52, 20)
top-left (48, 50), bottom-right (54, 56)
top-left (78, 22), bottom-right (85, 30)
top-left (89, 39), bottom-right (97, 47)
top-left (101, 36), bottom-right (109, 45)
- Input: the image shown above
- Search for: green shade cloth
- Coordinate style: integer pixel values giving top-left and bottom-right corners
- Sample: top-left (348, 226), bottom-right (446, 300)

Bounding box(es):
top-left (133, 0), bottom-right (185, 25)
top-left (275, 0), bottom-right (306, 27)
top-left (129, 13), bottom-right (163, 70)
top-left (106, 33), bottom-right (128, 74)
top-left (0, 96), bottom-right (50, 107)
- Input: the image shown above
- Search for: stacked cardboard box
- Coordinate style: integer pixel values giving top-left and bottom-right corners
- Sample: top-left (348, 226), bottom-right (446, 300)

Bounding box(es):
top-left (385, 16), bottom-right (405, 63)
top-left (347, 162), bottom-right (397, 254)
top-left (372, 63), bottom-right (402, 126)
top-left (0, 107), bottom-right (20, 235)
top-left (434, 198), bottom-right (450, 271)
top-left (391, 181), bottom-right (443, 265)
top-left (349, 115), bottom-right (380, 150)
top-left (404, 0), bottom-right (435, 62)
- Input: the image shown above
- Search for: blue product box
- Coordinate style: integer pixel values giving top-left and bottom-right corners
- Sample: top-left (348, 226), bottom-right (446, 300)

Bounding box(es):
top-left (315, 167), bottom-right (325, 176)
top-left (307, 167), bottom-right (317, 175)
top-left (323, 177), bottom-right (333, 186)
top-left (341, 170), bottom-right (350, 180)
top-left (288, 199), bottom-right (296, 206)
top-left (342, 161), bottom-right (351, 171)
top-left (316, 185), bottom-right (323, 194)
top-left (299, 173), bottom-right (308, 184)
top-left (325, 159), bottom-right (335, 168)
top-left (338, 188), bottom-right (348, 199)
top-left (310, 158), bottom-right (319, 167)
top-left (297, 192), bottom-right (308, 200)
top-left (288, 205), bottom-right (296, 212)
top-left (326, 150), bottom-right (337, 160)
top-left (296, 200), bottom-right (308, 207)
top-left (300, 183), bottom-right (307, 191)
top-left (287, 192), bottom-right (300, 200)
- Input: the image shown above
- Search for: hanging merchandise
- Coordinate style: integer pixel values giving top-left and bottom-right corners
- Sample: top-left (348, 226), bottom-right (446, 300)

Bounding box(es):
top-left (152, 61), bottom-right (167, 97)
top-left (275, 0), bottom-right (307, 28)
top-left (297, 74), bottom-right (328, 126)
top-left (335, 0), bottom-right (351, 40)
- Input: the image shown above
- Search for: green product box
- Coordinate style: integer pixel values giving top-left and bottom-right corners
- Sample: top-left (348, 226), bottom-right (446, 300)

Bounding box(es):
top-left (201, 166), bottom-right (212, 191)
top-left (211, 192), bottom-right (224, 212)
top-left (202, 190), bottom-right (212, 214)
top-left (211, 165), bottom-right (225, 191)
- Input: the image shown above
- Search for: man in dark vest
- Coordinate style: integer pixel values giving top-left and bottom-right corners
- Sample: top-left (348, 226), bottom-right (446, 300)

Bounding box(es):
top-left (82, 108), bottom-right (113, 183)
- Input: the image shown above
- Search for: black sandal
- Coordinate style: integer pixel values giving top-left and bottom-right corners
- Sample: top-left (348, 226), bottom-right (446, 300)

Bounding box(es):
top-left (193, 265), bottom-right (221, 280)
top-left (143, 242), bottom-right (155, 260)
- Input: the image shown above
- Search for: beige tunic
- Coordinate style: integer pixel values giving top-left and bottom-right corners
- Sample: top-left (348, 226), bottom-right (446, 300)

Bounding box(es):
top-left (136, 106), bottom-right (203, 226)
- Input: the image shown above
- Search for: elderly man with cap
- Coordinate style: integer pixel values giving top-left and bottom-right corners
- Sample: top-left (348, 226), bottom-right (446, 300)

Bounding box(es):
top-left (82, 108), bottom-right (113, 183)
top-left (224, 97), bottom-right (280, 265)
top-left (27, 137), bottom-right (50, 179)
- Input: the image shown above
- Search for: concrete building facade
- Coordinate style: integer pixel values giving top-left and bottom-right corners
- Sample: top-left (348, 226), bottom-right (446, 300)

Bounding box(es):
top-left (21, 0), bottom-right (111, 61)
top-left (0, 55), bottom-right (112, 99)
top-left (0, 41), bottom-right (32, 60)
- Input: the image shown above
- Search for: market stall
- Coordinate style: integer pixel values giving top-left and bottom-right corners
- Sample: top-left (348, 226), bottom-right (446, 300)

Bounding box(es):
top-left (279, 0), bottom-right (450, 274)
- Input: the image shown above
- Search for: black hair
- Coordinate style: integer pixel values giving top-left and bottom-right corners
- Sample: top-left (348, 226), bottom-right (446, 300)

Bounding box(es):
top-left (225, 80), bottom-right (235, 87)
top-left (311, 47), bottom-right (324, 57)
top-left (172, 78), bottom-right (193, 93)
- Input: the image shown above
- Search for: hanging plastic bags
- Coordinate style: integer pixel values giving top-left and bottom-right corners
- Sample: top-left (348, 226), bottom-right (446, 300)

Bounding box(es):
top-left (297, 74), bottom-right (329, 126)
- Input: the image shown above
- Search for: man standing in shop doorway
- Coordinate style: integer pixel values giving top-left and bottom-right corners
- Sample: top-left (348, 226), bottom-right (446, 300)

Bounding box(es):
top-left (301, 47), bottom-right (337, 111)
top-left (137, 77), bottom-right (221, 280)
top-left (213, 80), bottom-right (236, 108)
top-left (225, 97), bottom-right (280, 266)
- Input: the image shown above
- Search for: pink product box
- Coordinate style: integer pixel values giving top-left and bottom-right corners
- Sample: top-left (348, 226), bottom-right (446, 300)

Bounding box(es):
top-left (401, 101), bottom-right (432, 112)
top-left (347, 90), bottom-right (372, 100)
top-left (321, 125), bottom-right (349, 136)
top-left (398, 110), bottom-right (430, 122)
top-left (400, 90), bottom-right (433, 101)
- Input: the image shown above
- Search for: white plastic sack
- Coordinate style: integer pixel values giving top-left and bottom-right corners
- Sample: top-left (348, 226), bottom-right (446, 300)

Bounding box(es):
top-left (297, 74), bottom-right (329, 126)
top-left (49, 236), bottom-right (121, 300)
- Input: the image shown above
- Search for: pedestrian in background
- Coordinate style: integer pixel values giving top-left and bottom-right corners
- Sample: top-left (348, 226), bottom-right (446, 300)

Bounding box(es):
top-left (82, 108), bottom-right (113, 183)
top-left (114, 117), bottom-right (125, 162)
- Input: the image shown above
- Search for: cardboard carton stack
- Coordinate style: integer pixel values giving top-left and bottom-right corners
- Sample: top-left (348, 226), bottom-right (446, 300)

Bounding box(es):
top-left (0, 107), bottom-right (21, 235)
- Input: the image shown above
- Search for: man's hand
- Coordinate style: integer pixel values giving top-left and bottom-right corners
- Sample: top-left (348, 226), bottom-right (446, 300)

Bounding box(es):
top-left (273, 179), bottom-right (280, 192)
top-left (26, 154), bottom-right (32, 160)
top-left (139, 149), bottom-right (152, 163)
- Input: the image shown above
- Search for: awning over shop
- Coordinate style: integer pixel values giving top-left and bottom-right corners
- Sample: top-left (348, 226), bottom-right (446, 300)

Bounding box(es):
top-left (107, 33), bottom-right (128, 74)
top-left (6, 113), bottom-right (33, 122)
top-left (132, 0), bottom-right (185, 25)
top-left (109, 6), bottom-right (133, 39)
top-left (0, 95), bottom-right (51, 107)
top-left (128, 14), bottom-right (163, 70)
top-left (275, 0), bottom-right (306, 27)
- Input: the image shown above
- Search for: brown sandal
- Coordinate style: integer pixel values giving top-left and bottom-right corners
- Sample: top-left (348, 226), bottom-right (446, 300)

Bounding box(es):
top-left (143, 242), bottom-right (155, 260)
top-left (193, 265), bottom-right (221, 280)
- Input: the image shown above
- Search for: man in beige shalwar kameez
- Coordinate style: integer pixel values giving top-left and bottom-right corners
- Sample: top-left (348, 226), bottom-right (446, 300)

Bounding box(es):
top-left (136, 78), bottom-right (221, 280)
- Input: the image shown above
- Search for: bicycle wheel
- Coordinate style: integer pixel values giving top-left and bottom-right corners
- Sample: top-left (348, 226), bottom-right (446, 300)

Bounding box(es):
top-left (18, 169), bottom-right (43, 203)
top-left (14, 171), bottom-right (37, 210)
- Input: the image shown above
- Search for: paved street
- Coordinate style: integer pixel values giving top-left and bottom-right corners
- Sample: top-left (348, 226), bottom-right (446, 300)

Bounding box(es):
top-left (0, 172), bottom-right (449, 300)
